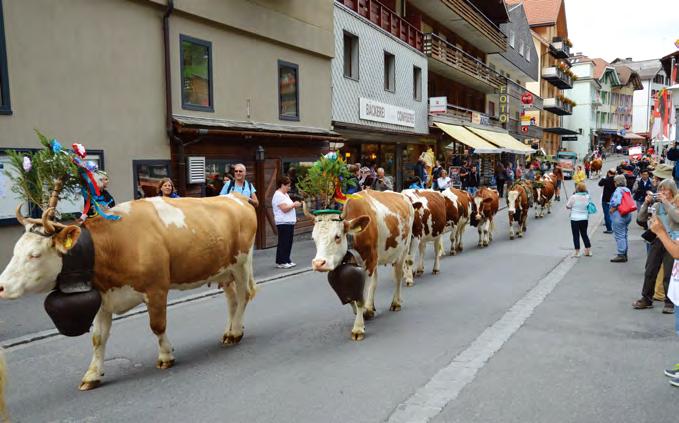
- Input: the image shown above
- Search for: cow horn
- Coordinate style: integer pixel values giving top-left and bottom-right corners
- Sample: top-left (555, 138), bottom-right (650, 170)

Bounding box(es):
top-left (42, 207), bottom-right (56, 234)
top-left (302, 199), bottom-right (314, 219)
top-left (15, 203), bottom-right (27, 226)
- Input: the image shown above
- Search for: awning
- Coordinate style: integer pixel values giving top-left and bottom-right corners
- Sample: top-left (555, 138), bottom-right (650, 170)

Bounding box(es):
top-left (544, 127), bottom-right (579, 135)
top-left (434, 122), bottom-right (502, 154)
top-left (623, 132), bottom-right (645, 140)
top-left (466, 127), bottom-right (535, 155)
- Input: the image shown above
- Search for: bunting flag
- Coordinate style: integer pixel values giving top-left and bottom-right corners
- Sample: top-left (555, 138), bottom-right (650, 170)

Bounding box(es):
top-left (334, 183), bottom-right (361, 205)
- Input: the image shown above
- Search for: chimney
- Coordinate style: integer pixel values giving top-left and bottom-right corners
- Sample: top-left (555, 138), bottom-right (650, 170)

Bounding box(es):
top-left (626, 57), bottom-right (632, 61)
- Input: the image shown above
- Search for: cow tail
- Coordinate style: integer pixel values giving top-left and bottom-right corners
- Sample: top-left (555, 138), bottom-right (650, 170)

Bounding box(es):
top-left (246, 247), bottom-right (257, 302)
top-left (0, 349), bottom-right (7, 423)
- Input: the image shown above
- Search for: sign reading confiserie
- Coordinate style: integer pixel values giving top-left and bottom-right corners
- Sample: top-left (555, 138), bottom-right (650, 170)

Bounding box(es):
top-left (359, 98), bottom-right (416, 128)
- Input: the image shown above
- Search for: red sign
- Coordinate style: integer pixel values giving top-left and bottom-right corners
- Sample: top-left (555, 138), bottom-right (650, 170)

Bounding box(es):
top-left (521, 126), bottom-right (529, 133)
top-left (521, 92), bottom-right (534, 105)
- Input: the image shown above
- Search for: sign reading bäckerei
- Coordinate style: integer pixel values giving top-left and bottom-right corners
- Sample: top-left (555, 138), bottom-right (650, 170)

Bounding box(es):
top-left (359, 98), bottom-right (416, 128)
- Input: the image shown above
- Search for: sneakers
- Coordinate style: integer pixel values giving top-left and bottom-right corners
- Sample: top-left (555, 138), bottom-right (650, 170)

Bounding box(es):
top-left (671, 378), bottom-right (679, 388)
top-left (632, 299), bottom-right (653, 309)
top-left (610, 255), bottom-right (628, 263)
top-left (603, 230), bottom-right (613, 234)
top-left (662, 304), bottom-right (675, 314)
top-left (276, 263), bottom-right (296, 269)
top-left (664, 364), bottom-right (679, 378)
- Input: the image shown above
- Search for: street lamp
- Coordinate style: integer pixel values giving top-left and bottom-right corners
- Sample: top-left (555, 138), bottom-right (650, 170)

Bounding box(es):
top-left (255, 145), bottom-right (265, 161)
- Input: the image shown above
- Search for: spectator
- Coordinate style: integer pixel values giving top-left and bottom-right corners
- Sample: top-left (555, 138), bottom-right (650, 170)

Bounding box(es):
top-left (359, 167), bottom-right (374, 190)
top-left (437, 169), bottom-right (452, 191)
top-left (552, 165), bottom-right (564, 201)
top-left (609, 174), bottom-right (633, 262)
top-left (566, 182), bottom-right (592, 258)
top-left (432, 160), bottom-right (443, 190)
top-left (371, 168), bottom-right (393, 191)
top-left (584, 159), bottom-right (591, 179)
top-left (667, 141), bottom-right (679, 187)
top-left (573, 165), bottom-right (586, 190)
top-left (407, 176), bottom-right (424, 190)
top-left (495, 162), bottom-right (506, 198)
top-left (599, 169), bottom-right (616, 234)
top-left (466, 166), bottom-right (479, 196)
top-left (272, 176), bottom-right (300, 269)
top-left (505, 162), bottom-right (515, 185)
top-left (633, 169), bottom-right (654, 212)
top-left (633, 172), bottom-right (678, 313)
top-left (526, 166), bottom-right (536, 181)
top-left (220, 163), bottom-right (259, 207)
top-left (157, 177), bottom-right (180, 198)
top-left (515, 164), bottom-right (523, 180)
top-left (414, 159), bottom-right (426, 184)
top-left (346, 164), bottom-right (362, 194)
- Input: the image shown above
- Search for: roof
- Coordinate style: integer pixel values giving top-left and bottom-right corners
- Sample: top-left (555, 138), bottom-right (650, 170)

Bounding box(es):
top-left (611, 58), bottom-right (662, 80)
top-left (505, 0), bottom-right (563, 26)
top-left (590, 58), bottom-right (609, 80)
top-left (613, 64), bottom-right (643, 90)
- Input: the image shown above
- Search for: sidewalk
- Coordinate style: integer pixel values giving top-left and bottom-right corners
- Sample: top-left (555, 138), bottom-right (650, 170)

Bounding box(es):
top-left (251, 236), bottom-right (316, 282)
top-left (435, 213), bottom-right (679, 423)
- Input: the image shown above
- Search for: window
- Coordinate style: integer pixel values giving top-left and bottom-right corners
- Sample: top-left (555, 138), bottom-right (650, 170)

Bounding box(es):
top-left (519, 40), bottom-right (524, 56)
top-left (343, 32), bottom-right (359, 80)
top-left (488, 101), bottom-right (495, 117)
top-left (180, 35), bottom-right (213, 111)
top-left (133, 160), bottom-right (171, 199)
top-left (384, 51), bottom-right (395, 92)
top-left (413, 66), bottom-right (422, 101)
top-left (509, 30), bottom-right (515, 48)
top-left (0, 0), bottom-right (10, 115)
top-left (278, 60), bottom-right (299, 121)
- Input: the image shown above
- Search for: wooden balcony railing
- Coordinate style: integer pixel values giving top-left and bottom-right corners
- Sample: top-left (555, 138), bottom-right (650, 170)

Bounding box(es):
top-left (336, 0), bottom-right (423, 51)
top-left (431, 103), bottom-right (503, 129)
top-left (541, 66), bottom-right (573, 90)
top-left (441, 0), bottom-right (506, 51)
top-left (543, 97), bottom-right (573, 116)
top-left (424, 33), bottom-right (504, 90)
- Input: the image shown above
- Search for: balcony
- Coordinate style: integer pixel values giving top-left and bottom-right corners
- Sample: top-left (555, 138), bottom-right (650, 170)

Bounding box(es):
top-left (407, 0), bottom-right (506, 53)
top-left (336, 0), bottom-right (423, 51)
top-left (424, 33), bottom-right (504, 93)
top-left (543, 97), bottom-right (573, 116)
top-left (508, 118), bottom-right (543, 139)
top-left (541, 67), bottom-right (573, 89)
top-left (549, 39), bottom-right (571, 59)
top-left (429, 103), bottom-right (503, 129)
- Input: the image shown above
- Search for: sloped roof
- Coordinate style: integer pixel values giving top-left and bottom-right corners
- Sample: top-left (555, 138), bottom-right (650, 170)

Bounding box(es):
top-left (613, 64), bottom-right (643, 89)
top-left (505, 0), bottom-right (563, 26)
top-left (590, 58), bottom-right (609, 80)
top-left (612, 58), bottom-right (662, 80)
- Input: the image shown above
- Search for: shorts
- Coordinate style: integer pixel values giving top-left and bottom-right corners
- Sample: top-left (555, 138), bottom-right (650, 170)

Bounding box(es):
top-left (556, 180), bottom-right (562, 189)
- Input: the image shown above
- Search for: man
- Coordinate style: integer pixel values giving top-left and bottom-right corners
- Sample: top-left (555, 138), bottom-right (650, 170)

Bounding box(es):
top-left (371, 167), bottom-right (393, 191)
top-left (632, 169), bottom-right (654, 213)
top-left (667, 142), bottom-right (679, 186)
top-left (219, 163), bottom-right (259, 207)
top-left (633, 164), bottom-right (678, 314)
top-left (598, 168), bottom-right (616, 234)
top-left (466, 165), bottom-right (479, 196)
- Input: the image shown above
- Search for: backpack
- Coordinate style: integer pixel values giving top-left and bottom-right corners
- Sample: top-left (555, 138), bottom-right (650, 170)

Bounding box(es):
top-left (225, 180), bottom-right (254, 195)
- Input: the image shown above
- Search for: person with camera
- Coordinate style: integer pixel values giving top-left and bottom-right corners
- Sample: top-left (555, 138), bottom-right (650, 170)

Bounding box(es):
top-left (371, 167), bottom-right (393, 191)
top-left (633, 168), bottom-right (678, 313)
top-left (272, 176), bottom-right (301, 269)
top-left (633, 169), bottom-right (654, 213)
top-left (599, 168), bottom-right (617, 234)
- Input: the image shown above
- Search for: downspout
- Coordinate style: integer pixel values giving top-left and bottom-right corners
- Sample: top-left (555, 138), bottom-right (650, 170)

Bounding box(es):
top-left (163, 0), bottom-right (188, 194)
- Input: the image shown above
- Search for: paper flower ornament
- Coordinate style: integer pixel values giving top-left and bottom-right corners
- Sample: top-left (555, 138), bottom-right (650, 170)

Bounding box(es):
top-left (72, 143), bottom-right (87, 159)
top-left (22, 156), bottom-right (32, 172)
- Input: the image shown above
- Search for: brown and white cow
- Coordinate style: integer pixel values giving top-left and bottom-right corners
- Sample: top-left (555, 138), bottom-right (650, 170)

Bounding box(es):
top-left (441, 188), bottom-right (472, 255)
top-left (402, 189), bottom-right (447, 284)
top-left (533, 176), bottom-right (555, 218)
top-left (0, 194), bottom-right (257, 390)
top-left (590, 158), bottom-right (603, 178)
top-left (470, 187), bottom-right (499, 247)
top-left (506, 182), bottom-right (529, 239)
top-left (309, 190), bottom-right (414, 341)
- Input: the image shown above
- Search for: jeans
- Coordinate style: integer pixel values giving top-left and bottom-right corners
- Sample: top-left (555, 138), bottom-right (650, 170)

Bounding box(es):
top-left (275, 223), bottom-right (295, 264)
top-left (611, 211), bottom-right (631, 256)
top-left (570, 219), bottom-right (591, 250)
top-left (641, 238), bottom-right (674, 306)
top-left (602, 199), bottom-right (612, 231)
top-left (467, 187), bottom-right (478, 196)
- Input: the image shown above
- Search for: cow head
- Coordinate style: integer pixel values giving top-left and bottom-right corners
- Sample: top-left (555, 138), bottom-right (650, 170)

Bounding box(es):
top-left (507, 189), bottom-right (520, 214)
top-left (0, 206), bottom-right (81, 299)
top-left (310, 213), bottom-right (370, 272)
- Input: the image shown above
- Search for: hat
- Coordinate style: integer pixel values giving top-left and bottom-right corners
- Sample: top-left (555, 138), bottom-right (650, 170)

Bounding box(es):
top-left (652, 164), bottom-right (674, 181)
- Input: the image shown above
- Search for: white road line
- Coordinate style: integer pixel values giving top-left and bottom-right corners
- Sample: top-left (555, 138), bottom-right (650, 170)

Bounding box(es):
top-left (387, 216), bottom-right (602, 423)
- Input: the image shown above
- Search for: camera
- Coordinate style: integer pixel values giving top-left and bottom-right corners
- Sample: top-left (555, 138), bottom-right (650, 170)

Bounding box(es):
top-left (641, 229), bottom-right (657, 243)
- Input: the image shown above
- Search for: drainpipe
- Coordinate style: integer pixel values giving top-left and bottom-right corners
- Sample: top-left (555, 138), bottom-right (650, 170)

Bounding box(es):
top-left (163, 0), bottom-right (189, 194)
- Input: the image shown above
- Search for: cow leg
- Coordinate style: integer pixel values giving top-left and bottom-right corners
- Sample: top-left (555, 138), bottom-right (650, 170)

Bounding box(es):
top-left (509, 214), bottom-right (515, 240)
top-left (351, 301), bottom-right (366, 341)
top-left (449, 227), bottom-right (457, 255)
top-left (477, 224), bottom-right (483, 247)
top-left (416, 241), bottom-right (426, 276)
top-left (432, 237), bottom-right (443, 275)
top-left (79, 308), bottom-right (112, 391)
top-left (404, 248), bottom-right (415, 288)
top-left (547, 201), bottom-right (552, 214)
top-left (363, 272), bottom-right (378, 320)
top-left (390, 258), bottom-right (405, 311)
top-left (222, 280), bottom-right (239, 344)
top-left (223, 268), bottom-right (250, 345)
top-left (147, 291), bottom-right (175, 369)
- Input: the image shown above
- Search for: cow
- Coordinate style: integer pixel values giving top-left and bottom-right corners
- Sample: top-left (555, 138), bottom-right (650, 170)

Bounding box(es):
top-left (470, 187), bottom-right (499, 247)
top-left (0, 194), bottom-right (258, 391)
top-left (441, 188), bottom-right (472, 256)
top-left (402, 189), bottom-right (447, 284)
top-left (590, 158), bottom-right (603, 178)
top-left (308, 190), bottom-right (414, 341)
top-left (506, 182), bottom-right (529, 240)
top-left (533, 176), bottom-right (555, 218)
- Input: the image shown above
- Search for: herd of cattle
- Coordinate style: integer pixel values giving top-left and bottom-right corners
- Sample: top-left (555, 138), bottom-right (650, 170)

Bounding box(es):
top-left (0, 171), bottom-right (560, 395)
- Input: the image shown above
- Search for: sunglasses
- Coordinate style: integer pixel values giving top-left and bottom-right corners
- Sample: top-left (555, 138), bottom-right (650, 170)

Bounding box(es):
top-left (234, 170), bottom-right (244, 173)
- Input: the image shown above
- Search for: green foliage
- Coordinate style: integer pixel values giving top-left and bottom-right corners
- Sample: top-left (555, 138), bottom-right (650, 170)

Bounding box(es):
top-left (296, 154), bottom-right (356, 209)
top-left (4, 130), bottom-right (81, 212)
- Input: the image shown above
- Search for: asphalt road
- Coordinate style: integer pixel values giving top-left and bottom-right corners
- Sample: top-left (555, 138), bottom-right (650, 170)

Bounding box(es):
top-left (5, 161), bottom-right (676, 423)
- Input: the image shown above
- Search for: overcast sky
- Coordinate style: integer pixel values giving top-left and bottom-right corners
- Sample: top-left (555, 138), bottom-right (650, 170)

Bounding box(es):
top-left (565, 0), bottom-right (679, 62)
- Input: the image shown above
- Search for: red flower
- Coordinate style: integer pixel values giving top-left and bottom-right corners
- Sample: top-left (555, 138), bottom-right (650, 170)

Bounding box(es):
top-left (72, 143), bottom-right (87, 158)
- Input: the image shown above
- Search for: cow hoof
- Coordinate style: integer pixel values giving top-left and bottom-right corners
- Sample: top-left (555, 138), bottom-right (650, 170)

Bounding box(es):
top-left (351, 331), bottom-right (365, 341)
top-left (449, 250), bottom-right (457, 256)
top-left (510, 235), bottom-right (515, 240)
top-left (156, 358), bottom-right (175, 369)
top-left (79, 380), bottom-right (101, 391)
top-left (432, 269), bottom-right (440, 275)
top-left (222, 333), bottom-right (244, 345)
top-left (405, 280), bottom-right (414, 287)
top-left (415, 270), bottom-right (424, 277)
top-left (518, 233), bottom-right (524, 238)
top-left (389, 303), bottom-right (401, 312)
top-left (363, 308), bottom-right (376, 320)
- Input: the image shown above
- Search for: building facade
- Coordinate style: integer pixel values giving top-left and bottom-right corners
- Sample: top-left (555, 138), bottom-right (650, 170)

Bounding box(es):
top-left (562, 59), bottom-right (600, 158)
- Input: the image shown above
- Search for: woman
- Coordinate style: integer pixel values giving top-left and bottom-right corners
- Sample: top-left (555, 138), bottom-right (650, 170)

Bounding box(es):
top-left (566, 182), bottom-right (592, 257)
top-left (609, 174), bottom-right (632, 262)
top-left (573, 165), bottom-right (586, 191)
top-left (584, 159), bottom-right (591, 179)
top-left (157, 177), bottom-right (180, 198)
top-left (272, 176), bottom-right (301, 269)
top-left (407, 176), bottom-right (424, 190)
top-left (495, 162), bottom-right (506, 198)
top-left (437, 169), bottom-right (452, 191)
top-left (552, 165), bottom-right (564, 201)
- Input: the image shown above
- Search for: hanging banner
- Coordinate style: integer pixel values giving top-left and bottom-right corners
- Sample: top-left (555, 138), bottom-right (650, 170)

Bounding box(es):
top-left (499, 84), bottom-right (509, 123)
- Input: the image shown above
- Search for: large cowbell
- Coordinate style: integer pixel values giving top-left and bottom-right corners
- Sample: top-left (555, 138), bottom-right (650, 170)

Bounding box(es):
top-left (327, 250), bottom-right (366, 305)
top-left (44, 227), bottom-right (101, 337)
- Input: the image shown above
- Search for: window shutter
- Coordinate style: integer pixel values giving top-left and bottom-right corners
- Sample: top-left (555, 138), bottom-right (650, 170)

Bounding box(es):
top-left (186, 156), bottom-right (206, 184)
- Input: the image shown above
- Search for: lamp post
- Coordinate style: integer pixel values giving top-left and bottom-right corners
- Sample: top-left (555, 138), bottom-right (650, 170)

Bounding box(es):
top-left (255, 145), bottom-right (265, 161)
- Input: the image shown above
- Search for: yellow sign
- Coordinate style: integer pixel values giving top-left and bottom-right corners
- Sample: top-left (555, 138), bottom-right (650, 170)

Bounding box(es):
top-left (499, 84), bottom-right (509, 123)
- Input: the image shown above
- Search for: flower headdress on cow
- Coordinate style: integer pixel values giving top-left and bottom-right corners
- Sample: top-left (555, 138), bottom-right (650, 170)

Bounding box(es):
top-left (296, 152), bottom-right (359, 216)
top-left (4, 130), bottom-right (120, 231)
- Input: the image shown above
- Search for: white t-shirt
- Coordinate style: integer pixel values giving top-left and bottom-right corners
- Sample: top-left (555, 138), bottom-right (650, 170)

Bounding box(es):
top-left (272, 190), bottom-right (296, 224)
top-left (437, 176), bottom-right (452, 189)
top-left (669, 260), bottom-right (679, 306)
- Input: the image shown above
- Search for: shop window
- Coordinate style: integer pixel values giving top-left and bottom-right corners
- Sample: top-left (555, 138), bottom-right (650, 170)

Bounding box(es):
top-left (204, 159), bottom-right (240, 197)
top-left (0, 0), bottom-right (10, 115)
top-left (343, 32), bottom-right (359, 80)
top-left (133, 160), bottom-right (171, 199)
top-left (413, 66), bottom-right (422, 101)
top-left (384, 52), bottom-right (395, 92)
top-left (278, 60), bottom-right (299, 121)
top-left (180, 35), bottom-right (213, 112)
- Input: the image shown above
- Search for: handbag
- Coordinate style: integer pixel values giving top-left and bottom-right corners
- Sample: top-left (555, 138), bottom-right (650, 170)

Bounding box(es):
top-left (618, 190), bottom-right (637, 216)
top-left (587, 200), bottom-right (597, 215)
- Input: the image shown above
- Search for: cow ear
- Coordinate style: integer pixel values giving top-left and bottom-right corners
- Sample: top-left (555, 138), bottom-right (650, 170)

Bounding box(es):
top-left (53, 226), bottom-right (82, 254)
top-left (344, 215), bottom-right (370, 235)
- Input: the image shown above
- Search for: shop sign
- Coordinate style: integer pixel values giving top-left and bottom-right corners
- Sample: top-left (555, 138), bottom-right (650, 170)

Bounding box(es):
top-left (562, 135), bottom-right (578, 141)
top-left (359, 98), bottom-right (416, 128)
top-left (429, 97), bottom-right (447, 114)
top-left (499, 84), bottom-right (509, 123)
top-left (471, 112), bottom-right (490, 126)
top-left (521, 92), bottom-right (534, 105)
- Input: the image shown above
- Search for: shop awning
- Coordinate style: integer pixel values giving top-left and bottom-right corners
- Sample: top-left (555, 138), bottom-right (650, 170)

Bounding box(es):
top-left (466, 127), bottom-right (535, 155)
top-left (623, 132), bottom-right (645, 140)
top-left (434, 123), bottom-right (502, 154)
